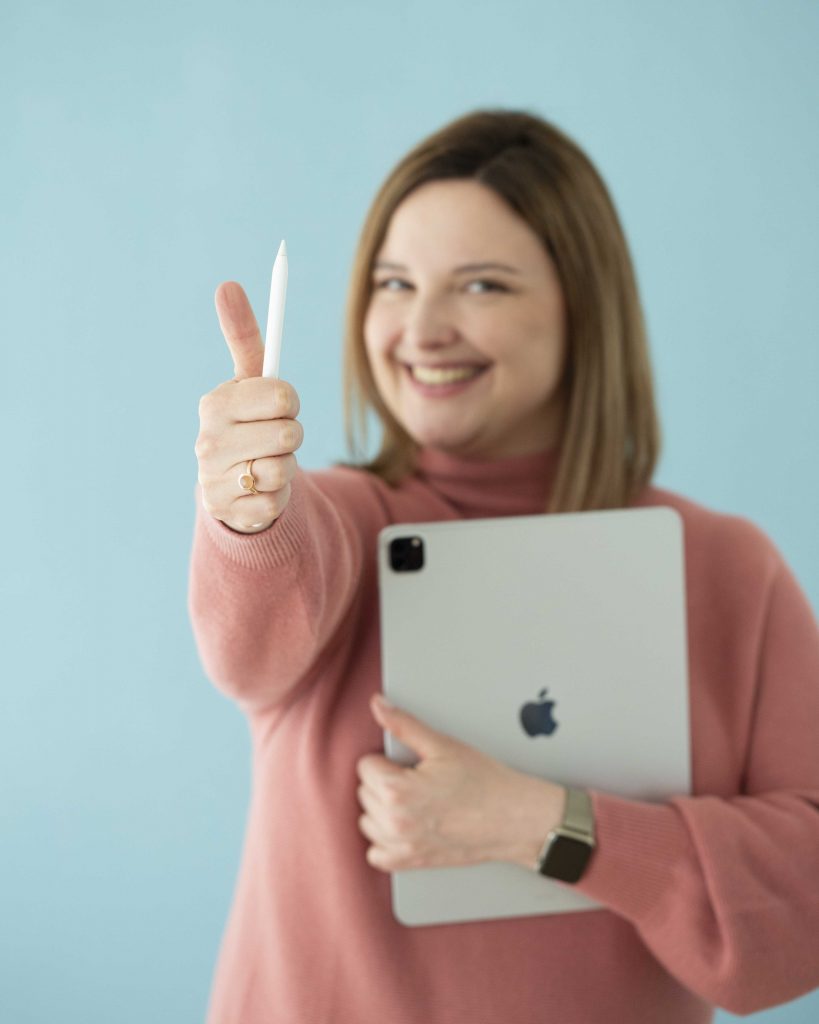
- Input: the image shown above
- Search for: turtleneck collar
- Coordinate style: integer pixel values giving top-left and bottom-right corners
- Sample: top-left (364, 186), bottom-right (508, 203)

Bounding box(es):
top-left (413, 445), bottom-right (560, 518)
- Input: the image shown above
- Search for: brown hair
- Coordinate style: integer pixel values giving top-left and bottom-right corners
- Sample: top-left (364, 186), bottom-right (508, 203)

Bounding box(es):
top-left (339, 108), bottom-right (661, 513)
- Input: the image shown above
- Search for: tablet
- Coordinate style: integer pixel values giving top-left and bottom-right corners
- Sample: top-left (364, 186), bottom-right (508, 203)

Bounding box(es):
top-left (377, 506), bottom-right (690, 926)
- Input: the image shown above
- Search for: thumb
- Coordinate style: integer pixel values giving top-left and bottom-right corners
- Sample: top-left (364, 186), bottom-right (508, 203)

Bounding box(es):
top-left (214, 281), bottom-right (264, 380)
top-left (370, 694), bottom-right (454, 760)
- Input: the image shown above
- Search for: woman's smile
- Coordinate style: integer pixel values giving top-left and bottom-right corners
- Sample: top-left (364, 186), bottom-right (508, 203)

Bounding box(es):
top-left (402, 361), bottom-right (492, 396)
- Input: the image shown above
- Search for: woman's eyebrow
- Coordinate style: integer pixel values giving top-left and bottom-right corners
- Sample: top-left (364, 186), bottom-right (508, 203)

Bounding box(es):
top-left (373, 260), bottom-right (522, 274)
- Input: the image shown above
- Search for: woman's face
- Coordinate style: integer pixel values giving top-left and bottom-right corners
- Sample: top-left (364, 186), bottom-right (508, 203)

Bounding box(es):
top-left (363, 179), bottom-right (567, 460)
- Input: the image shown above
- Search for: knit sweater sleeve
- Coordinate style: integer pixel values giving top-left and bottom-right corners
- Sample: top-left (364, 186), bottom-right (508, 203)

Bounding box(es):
top-left (575, 531), bottom-right (819, 1015)
top-left (187, 466), bottom-right (384, 715)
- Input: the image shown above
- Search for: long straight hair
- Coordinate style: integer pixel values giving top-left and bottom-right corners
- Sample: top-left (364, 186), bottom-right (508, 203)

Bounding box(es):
top-left (339, 108), bottom-right (661, 513)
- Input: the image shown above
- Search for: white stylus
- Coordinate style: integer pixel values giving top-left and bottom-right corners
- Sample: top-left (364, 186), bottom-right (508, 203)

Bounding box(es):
top-left (262, 239), bottom-right (288, 379)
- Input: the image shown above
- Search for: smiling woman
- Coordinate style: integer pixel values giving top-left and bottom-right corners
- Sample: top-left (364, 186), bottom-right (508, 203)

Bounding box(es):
top-left (341, 110), bottom-right (660, 510)
top-left (361, 179), bottom-right (568, 461)
top-left (190, 108), bottom-right (819, 1024)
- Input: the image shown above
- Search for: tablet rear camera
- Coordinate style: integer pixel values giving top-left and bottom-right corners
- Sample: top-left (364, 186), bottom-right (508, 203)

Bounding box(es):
top-left (389, 536), bottom-right (425, 572)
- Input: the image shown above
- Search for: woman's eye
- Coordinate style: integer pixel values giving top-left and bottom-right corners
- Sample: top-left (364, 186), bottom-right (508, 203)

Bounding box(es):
top-left (465, 279), bottom-right (507, 294)
top-left (374, 277), bottom-right (411, 291)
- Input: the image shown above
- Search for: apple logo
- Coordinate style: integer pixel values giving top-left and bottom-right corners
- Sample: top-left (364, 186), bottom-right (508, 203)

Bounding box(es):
top-left (520, 688), bottom-right (558, 737)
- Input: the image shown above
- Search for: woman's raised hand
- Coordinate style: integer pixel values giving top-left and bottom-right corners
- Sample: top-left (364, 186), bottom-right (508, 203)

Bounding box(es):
top-left (195, 282), bottom-right (303, 534)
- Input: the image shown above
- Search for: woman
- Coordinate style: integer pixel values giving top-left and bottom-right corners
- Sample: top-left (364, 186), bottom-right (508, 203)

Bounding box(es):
top-left (190, 109), bottom-right (819, 1023)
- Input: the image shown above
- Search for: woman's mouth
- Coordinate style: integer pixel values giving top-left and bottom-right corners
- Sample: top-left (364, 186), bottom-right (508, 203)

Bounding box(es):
top-left (403, 362), bottom-right (490, 397)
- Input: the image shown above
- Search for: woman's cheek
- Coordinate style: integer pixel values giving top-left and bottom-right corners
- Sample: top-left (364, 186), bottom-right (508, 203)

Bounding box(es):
top-left (364, 306), bottom-right (395, 361)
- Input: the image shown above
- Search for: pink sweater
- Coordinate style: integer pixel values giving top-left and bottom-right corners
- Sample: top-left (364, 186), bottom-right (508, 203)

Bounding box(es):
top-left (188, 446), bottom-right (819, 1023)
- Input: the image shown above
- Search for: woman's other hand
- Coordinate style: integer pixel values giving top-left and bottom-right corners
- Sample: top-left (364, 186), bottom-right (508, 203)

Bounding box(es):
top-left (357, 695), bottom-right (566, 872)
top-left (195, 282), bottom-right (303, 534)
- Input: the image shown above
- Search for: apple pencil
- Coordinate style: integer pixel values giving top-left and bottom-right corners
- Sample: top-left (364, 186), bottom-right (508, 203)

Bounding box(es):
top-left (262, 239), bottom-right (288, 378)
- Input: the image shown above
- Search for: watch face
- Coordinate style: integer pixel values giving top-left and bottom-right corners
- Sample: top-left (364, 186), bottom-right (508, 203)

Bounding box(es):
top-left (540, 835), bottom-right (594, 883)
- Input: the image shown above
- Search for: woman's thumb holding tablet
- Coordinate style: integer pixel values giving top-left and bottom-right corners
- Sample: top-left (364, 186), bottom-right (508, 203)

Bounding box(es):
top-left (215, 281), bottom-right (264, 380)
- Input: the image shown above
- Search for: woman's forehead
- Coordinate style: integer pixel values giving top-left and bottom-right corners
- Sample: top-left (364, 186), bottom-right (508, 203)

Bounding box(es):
top-left (378, 180), bottom-right (549, 273)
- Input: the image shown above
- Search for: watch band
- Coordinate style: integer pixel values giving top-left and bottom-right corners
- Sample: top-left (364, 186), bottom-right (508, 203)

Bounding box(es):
top-left (561, 787), bottom-right (595, 840)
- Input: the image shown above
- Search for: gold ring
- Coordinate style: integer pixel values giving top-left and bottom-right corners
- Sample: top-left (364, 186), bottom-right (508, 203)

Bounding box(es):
top-left (238, 459), bottom-right (259, 495)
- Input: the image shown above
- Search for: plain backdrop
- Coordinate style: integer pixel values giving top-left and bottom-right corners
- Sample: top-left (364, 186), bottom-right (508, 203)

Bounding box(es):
top-left (2, 1), bottom-right (817, 1021)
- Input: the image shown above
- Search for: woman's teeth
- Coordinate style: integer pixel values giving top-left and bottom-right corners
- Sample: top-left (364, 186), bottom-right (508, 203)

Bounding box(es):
top-left (409, 365), bottom-right (485, 385)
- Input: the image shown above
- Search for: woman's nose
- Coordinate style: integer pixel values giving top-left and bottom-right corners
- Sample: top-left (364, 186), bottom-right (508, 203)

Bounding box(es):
top-left (401, 294), bottom-right (459, 348)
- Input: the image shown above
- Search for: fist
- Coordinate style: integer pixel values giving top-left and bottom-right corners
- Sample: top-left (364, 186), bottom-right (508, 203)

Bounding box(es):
top-left (195, 282), bottom-right (303, 534)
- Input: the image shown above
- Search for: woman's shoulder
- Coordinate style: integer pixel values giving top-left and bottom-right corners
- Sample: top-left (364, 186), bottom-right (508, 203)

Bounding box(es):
top-left (636, 482), bottom-right (785, 587)
top-left (291, 461), bottom-right (388, 525)
top-left (300, 460), bottom-right (400, 505)
top-left (302, 460), bottom-right (451, 523)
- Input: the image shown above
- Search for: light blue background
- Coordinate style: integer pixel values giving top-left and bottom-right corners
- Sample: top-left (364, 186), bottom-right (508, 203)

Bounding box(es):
top-left (2, 1), bottom-right (817, 1020)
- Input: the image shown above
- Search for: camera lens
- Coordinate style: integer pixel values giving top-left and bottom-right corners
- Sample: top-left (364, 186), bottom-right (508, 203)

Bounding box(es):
top-left (389, 536), bottom-right (424, 572)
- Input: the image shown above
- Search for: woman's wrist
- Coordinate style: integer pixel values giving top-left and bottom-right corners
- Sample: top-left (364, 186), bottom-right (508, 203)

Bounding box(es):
top-left (500, 774), bottom-right (567, 870)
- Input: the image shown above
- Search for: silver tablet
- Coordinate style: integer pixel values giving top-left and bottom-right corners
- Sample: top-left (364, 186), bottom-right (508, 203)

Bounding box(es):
top-left (377, 506), bottom-right (691, 926)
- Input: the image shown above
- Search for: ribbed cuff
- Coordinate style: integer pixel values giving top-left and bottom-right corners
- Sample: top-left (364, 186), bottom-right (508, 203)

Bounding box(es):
top-left (196, 473), bottom-right (308, 571)
top-left (575, 789), bottom-right (695, 924)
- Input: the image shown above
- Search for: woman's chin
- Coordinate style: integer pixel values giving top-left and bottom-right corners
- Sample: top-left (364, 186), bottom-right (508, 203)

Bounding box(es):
top-left (403, 422), bottom-right (469, 451)
top-left (402, 422), bottom-right (485, 457)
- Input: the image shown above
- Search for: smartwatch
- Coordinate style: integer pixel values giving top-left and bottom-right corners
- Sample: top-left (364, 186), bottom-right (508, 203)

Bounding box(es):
top-left (536, 787), bottom-right (596, 883)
